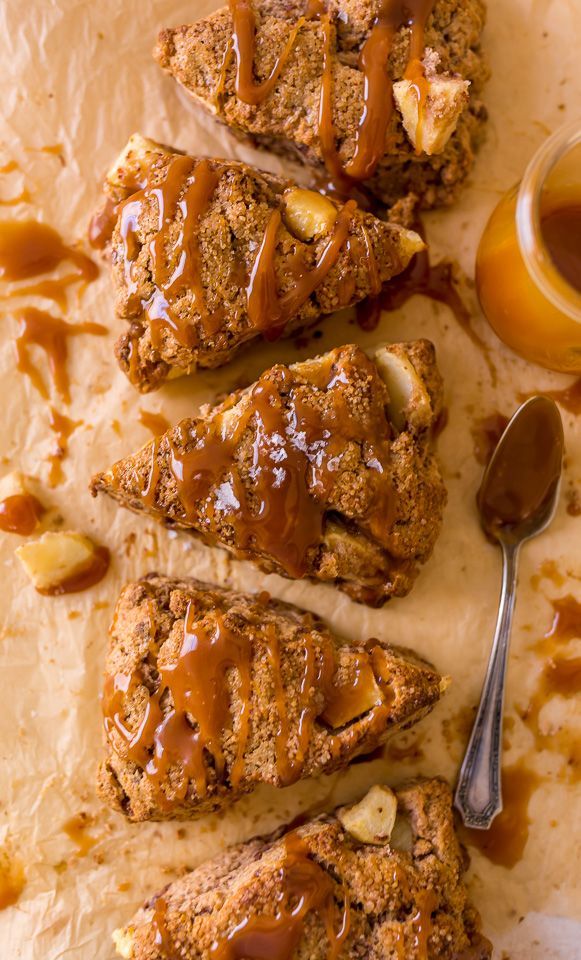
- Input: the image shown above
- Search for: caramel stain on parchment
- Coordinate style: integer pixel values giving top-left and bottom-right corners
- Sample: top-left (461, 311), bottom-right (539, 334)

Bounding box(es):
top-left (138, 409), bottom-right (171, 437)
top-left (62, 813), bottom-right (98, 857)
top-left (519, 595), bottom-right (581, 783)
top-left (0, 847), bottom-right (26, 910)
top-left (462, 762), bottom-right (541, 868)
top-left (384, 730), bottom-right (424, 763)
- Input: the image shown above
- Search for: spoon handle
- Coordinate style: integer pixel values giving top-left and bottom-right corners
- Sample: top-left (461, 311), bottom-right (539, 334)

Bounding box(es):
top-left (454, 542), bottom-right (520, 829)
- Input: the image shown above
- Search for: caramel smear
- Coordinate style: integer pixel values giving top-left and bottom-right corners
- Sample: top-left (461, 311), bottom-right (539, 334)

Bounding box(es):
top-left (0, 846), bottom-right (26, 910)
top-left (470, 413), bottom-right (509, 467)
top-left (463, 762), bottom-right (541, 868)
top-left (227, 0), bottom-right (436, 189)
top-left (521, 595), bottom-right (581, 783)
top-left (14, 307), bottom-right (106, 403)
top-left (359, 236), bottom-right (496, 384)
top-left (62, 813), bottom-right (98, 857)
top-left (47, 407), bottom-right (82, 487)
top-left (138, 409), bottom-right (171, 437)
top-left (0, 220), bottom-right (97, 285)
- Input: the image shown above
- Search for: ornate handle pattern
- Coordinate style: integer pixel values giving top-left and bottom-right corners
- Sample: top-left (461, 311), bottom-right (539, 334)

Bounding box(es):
top-left (454, 542), bottom-right (520, 829)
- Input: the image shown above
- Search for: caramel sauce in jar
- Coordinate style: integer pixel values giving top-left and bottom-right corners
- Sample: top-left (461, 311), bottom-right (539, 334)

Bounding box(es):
top-left (476, 125), bottom-right (581, 372)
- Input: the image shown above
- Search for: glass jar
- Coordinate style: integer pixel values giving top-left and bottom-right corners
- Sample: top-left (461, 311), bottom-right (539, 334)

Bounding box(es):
top-left (476, 121), bottom-right (581, 373)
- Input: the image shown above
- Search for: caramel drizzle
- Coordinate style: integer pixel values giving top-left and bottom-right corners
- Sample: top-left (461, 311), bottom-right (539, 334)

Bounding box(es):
top-left (229, 0), bottom-right (307, 105)
top-left (157, 355), bottom-right (393, 579)
top-left (115, 154), bottom-right (359, 350)
top-left (247, 200), bottom-right (357, 337)
top-left (153, 831), bottom-right (350, 960)
top-left (319, 1), bottom-right (435, 185)
top-left (118, 156), bottom-right (223, 349)
top-left (227, 0), bottom-right (436, 185)
top-left (103, 593), bottom-right (395, 806)
top-left (265, 624), bottom-right (335, 785)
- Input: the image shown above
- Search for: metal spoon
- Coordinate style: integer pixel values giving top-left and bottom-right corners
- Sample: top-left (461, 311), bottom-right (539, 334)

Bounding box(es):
top-left (454, 396), bottom-right (564, 829)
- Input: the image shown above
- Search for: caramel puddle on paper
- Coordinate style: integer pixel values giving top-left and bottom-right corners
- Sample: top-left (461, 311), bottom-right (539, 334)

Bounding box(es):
top-left (518, 594), bottom-right (581, 784)
top-left (0, 846), bottom-right (26, 910)
top-left (521, 378), bottom-right (581, 416)
top-left (62, 813), bottom-right (98, 857)
top-left (0, 216), bottom-right (103, 484)
top-left (462, 762), bottom-right (542, 868)
top-left (47, 408), bottom-right (82, 487)
top-left (470, 412), bottom-right (509, 467)
top-left (139, 409), bottom-right (171, 437)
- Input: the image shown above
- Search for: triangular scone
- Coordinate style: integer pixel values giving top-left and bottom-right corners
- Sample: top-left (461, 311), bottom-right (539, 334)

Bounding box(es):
top-left (112, 779), bottom-right (492, 959)
top-left (99, 574), bottom-right (446, 822)
top-left (92, 134), bottom-right (423, 392)
top-left (91, 342), bottom-right (446, 606)
top-left (155, 0), bottom-right (488, 209)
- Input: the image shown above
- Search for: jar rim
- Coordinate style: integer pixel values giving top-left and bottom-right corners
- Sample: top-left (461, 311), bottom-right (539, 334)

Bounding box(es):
top-left (516, 119), bottom-right (581, 325)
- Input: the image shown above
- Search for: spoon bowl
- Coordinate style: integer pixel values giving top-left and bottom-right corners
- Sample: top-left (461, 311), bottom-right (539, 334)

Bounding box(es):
top-left (478, 395), bottom-right (564, 545)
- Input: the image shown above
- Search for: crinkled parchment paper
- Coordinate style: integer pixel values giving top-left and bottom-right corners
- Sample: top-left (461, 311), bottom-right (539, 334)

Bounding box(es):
top-left (0, 0), bottom-right (580, 956)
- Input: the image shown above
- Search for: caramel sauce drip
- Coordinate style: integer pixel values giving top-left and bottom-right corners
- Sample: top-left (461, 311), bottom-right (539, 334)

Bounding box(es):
top-left (227, 0), bottom-right (435, 185)
top-left (118, 155), bottom-right (223, 348)
top-left (104, 606), bottom-right (253, 803)
top-left (62, 813), bottom-right (97, 857)
top-left (229, 0), bottom-right (308, 106)
top-left (358, 229), bottom-right (497, 383)
top-left (0, 220), bottom-right (97, 284)
top-left (48, 407), bottom-right (82, 486)
top-left (14, 307), bottom-right (106, 403)
top-left (470, 413), bottom-right (509, 467)
top-left (210, 832), bottom-right (349, 960)
top-left (0, 493), bottom-right (44, 535)
top-left (319, 1), bottom-right (434, 187)
top-left (462, 762), bottom-right (541, 868)
top-left (0, 851), bottom-right (25, 911)
top-left (265, 623), bottom-right (335, 785)
top-left (112, 151), bottom-right (362, 349)
top-left (103, 594), bottom-right (394, 806)
top-left (139, 408), bottom-right (171, 437)
top-left (393, 889), bottom-right (437, 959)
top-left (38, 545), bottom-right (110, 596)
top-left (158, 356), bottom-right (393, 578)
top-left (151, 832), bottom-right (349, 959)
top-left (247, 200), bottom-right (357, 337)
top-left (88, 196), bottom-right (119, 251)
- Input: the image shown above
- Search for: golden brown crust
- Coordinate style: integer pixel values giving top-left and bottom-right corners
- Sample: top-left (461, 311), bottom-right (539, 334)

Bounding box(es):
top-left (90, 343), bottom-right (446, 606)
top-left (154, 0), bottom-right (489, 208)
top-left (97, 136), bottom-right (422, 392)
top-left (113, 779), bottom-right (492, 959)
top-left (98, 574), bottom-right (444, 821)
